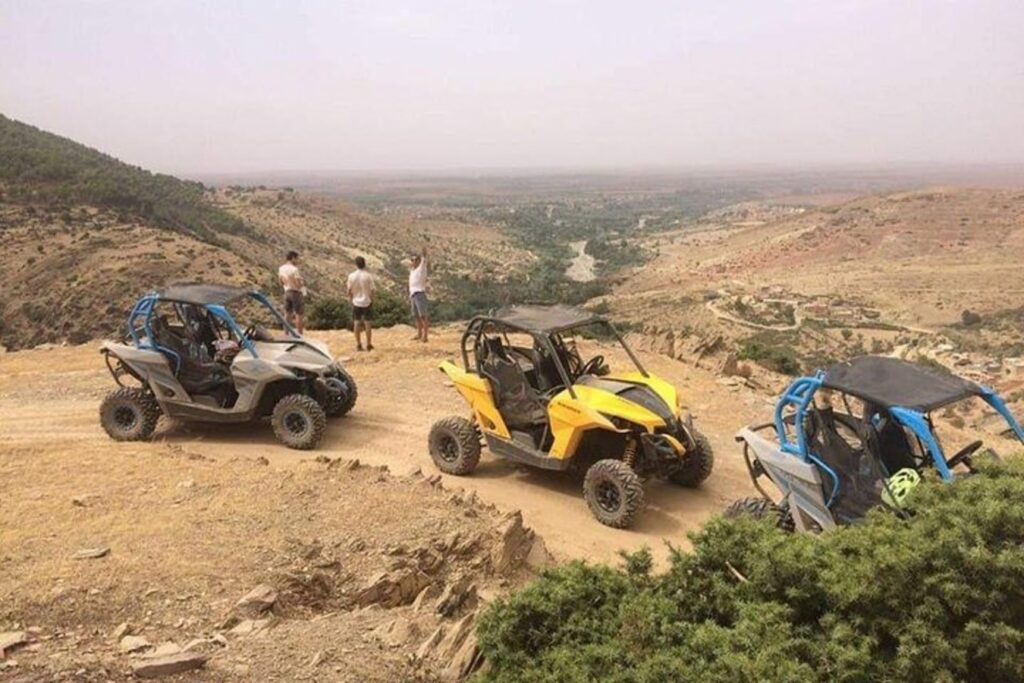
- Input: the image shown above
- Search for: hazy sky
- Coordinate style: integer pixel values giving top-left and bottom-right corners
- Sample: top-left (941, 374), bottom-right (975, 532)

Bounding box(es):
top-left (2, 0), bottom-right (1022, 174)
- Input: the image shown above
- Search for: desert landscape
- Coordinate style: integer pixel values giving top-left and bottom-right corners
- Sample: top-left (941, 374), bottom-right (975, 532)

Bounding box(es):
top-left (3, 111), bottom-right (1024, 679)
top-left (4, 1), bottom-right (1024, 677)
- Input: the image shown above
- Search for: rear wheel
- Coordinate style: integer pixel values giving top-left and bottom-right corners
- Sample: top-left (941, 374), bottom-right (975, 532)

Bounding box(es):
top-left (666, 430), bottom-right (715, 487)
top-left (724, 496), bottom-right (795, 532)
top-left (428, 416), bottom-right (481, 475)
top-left (325, 369), bottom-right (358, 417)
top-left (271, 394), bottom-right (327, 450)
top-left (583, 459), bottom-right (645, 528)
top-left (99, 388), bottom-right (160, 441)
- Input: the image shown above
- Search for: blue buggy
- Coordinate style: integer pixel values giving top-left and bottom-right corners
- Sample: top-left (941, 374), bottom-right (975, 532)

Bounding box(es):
top-left (729, 356), bottom-right (1024, 531)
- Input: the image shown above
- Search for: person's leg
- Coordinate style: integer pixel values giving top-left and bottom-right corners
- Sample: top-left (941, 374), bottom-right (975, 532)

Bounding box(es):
top-left (421, 314), bottom-right (429, 342)
top-left (410, 296), bottom-right (422, 340)
top-left (365, 320), bottom-right (373, 350)
top-left (295, 313), bottom-right (305, 335)
top-left (354, 318), bottom-right (363, 350)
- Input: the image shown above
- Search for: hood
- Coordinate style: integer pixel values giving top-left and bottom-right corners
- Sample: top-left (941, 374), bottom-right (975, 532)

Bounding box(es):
top-left (574, 375), bottom-right (678, 430)
top-left (248, 339), bottom-right (335, 373)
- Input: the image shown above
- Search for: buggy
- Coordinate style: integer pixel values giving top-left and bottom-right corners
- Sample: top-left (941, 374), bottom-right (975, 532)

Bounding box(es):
top-left (729, 356), bottom-right (1024, 531)
top-left (428, 305), bottom-right (714, 528)
top-left (99, 283), bottom-right (357, 450)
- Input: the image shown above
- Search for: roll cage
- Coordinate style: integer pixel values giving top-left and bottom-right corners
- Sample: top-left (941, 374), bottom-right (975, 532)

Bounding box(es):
top-left (459, 309), bottom-right (647, 400)
top-left (126, 287), bottom-right (299, 372)
top-left (772, 359), bottom-right (1024, 492)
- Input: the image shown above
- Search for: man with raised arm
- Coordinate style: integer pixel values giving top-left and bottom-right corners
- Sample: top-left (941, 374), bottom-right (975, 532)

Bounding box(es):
top-left (408, 247), bottom-right (430, 343)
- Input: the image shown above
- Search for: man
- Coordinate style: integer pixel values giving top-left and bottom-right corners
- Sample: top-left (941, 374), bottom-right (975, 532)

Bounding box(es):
top-left (347, 256), bottom-right (375, 351)
top-left (278, 250), bottom-right (306, 334)
top-left (408, 247), bottom-right (429, 343)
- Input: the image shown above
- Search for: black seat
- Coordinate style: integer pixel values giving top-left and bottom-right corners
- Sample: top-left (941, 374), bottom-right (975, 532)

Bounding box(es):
top-left (479, 338), bottom-right (547, 431)
top-left (809, 407), bottom-right (884, 522)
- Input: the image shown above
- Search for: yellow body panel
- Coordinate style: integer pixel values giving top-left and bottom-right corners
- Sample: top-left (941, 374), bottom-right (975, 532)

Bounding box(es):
top-left (440, 361), bottom-right (686, 461)
top-left (439, 361), bottom-right (510, 438)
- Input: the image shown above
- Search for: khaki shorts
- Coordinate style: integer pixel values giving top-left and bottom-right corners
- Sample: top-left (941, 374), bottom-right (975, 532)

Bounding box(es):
top-left (284, 290), bottom-right (305, 315)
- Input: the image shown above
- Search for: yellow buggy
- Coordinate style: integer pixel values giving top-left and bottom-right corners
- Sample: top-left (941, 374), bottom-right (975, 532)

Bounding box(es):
top-left (429, 305), bottom-right (713, 528)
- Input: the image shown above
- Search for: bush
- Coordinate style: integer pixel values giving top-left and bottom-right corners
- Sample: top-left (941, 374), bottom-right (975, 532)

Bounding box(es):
top-left (307, 289), bottom-right (409, 330)
top-left (738, 339), bottom-right (802, 376)
top-left (307, 296), bottom-right (352, 330)
top-left (477, 458), bottom-right (1024, 682)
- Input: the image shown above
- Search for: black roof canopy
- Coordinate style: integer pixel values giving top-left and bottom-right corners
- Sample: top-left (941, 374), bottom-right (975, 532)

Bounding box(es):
top-left (822, 356), bottom-right (982, 412)
top-left (157, 283), bottom-right (256, 306)
top-left (488, 305), bottom-right (606, 334)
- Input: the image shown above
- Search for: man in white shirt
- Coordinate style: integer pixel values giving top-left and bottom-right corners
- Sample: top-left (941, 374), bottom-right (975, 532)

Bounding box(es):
top-left (347, 256), bottom-right (376, 351)
top-left (278, 250), bottom-right (306, 335)
top-left (408, 247), bottom-right (429, 343)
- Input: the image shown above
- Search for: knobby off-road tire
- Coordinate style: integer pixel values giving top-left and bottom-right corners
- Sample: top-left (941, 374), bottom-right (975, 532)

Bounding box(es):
top-left (724, 496), bottom-right (796, 533)
top-left (271, 394), bottom-right (327, 450)
top-left (325, 369), bottom-right (358, 418)
top-left (99, 388), bottom-right (161, 441)
top-left (428, 416), bottom-right (481, 475)
top-left (667, 429), bottom-right (715, 487)
top-left (583, 459), bottom-right (645, 528)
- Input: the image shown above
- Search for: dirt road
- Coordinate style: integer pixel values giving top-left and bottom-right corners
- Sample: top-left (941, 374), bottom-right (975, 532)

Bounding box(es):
top-left (0, 325), bottom-right (761, 564)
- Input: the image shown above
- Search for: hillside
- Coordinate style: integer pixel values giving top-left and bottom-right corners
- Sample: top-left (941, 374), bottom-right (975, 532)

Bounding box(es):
top-left (0, 115), bottom-right (248, 243)
top-left (0, 117), bottom-right (534, 350)
top-left (600, 188), bottom-right (1024, 388)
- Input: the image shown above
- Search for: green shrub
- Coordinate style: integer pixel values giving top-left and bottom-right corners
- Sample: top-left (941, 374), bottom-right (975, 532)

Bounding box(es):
top-left (307, 296), bottom-right (352, 330)
top-left (738, 339), bottom-right (802, 375)
top-left (477, 458), bottom-right (1024, 683)
top-left (307, 289), bottom-right (408, 330)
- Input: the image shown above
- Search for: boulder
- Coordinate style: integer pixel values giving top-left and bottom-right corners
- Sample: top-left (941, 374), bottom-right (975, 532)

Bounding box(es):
top-left (355, 569), bottom-right (431, 608)
top-left (73, 546), bottom-right (110, 560)
top-left (436, 575), bottom-right (477, 617)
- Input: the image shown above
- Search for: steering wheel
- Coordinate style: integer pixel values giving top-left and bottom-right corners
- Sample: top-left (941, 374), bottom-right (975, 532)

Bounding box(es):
top-left (946, 440), bottom-right (984, 470)
top-left (579, 355), bottom-right (606, 377)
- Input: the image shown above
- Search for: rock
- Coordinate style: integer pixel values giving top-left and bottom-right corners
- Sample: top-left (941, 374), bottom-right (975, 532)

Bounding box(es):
top-left (229, 618), bottom-right (271, 637)
top-left (376, 617), bottom-right (421, 647)
top-left (235, 584), bottom-right (277, 615)
top-left (436, 575), bottom-right (477, 617)
top-left (444, 630), bottom-right (483, 682)
top-left (411, 584), bottom-right (441, 612)
top-left (308, 650), bottom-right (326, 668)
top-left (131, 652), bottom-right (207, 678)
top-left (176, 479), bottom-right (196, 489)
top-left (355, 569), bottom-right (431, 608)
top-left (490, 511), bottom-right (534, 575)
top-left (0, 631), bottom-right (27, 658)
top-left (144, 642), bottom-right (182, 658)
top-left (111, 622), bottom-right (131, 640)
top-left (524, 535), bottom-right (554, 570)
top-left (119, 635), bottom-right (151, 653)
top-left (73, 546), bottom-right (110, 560)
top-left (71, 494), bottom-right (99, 507)
top-left (415, 626), bottom-right (445, 660)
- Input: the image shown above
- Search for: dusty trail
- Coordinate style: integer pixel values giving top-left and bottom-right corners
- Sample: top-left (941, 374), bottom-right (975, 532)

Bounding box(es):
top-left (0, 325), bottom-right (761, 564)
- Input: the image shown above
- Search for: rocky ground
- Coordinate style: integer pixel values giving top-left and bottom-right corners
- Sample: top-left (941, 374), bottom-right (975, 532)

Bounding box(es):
top-left (0, 324), bottom-right (781, 681)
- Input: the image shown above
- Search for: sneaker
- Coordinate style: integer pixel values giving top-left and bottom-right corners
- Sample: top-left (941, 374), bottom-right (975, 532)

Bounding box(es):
top-left (367, 344), bottom-right (375, 351)
top-left (357, 345), bottom-right (365, 352)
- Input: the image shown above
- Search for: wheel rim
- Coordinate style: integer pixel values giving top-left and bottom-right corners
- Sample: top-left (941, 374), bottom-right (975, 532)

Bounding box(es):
top-left (595, 480), bottom-right (622, 513)
top-left (284, 411), bottom-right (309, 436)
top-left (437, 434), bottom-right (460, 463)
top-left (114, 405), bottom-right (138, 431)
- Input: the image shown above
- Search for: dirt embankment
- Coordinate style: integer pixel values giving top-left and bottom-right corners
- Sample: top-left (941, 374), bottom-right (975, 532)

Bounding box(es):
top-left (0, 325), bottom-right (766, 680)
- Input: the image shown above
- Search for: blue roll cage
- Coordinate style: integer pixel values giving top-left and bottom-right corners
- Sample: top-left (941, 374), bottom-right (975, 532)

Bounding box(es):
top-left (773, 371), bottom-right (1024, 506)
top-left (126, 290), bottom-right (299, 372)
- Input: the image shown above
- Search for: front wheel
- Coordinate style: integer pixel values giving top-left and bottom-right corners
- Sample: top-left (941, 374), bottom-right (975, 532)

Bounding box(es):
top-left (428, 416), bottom-right (481, 475)
top-left (271, 394), bottom-right (327, 450)
top-left (325, 369), bottom-right (358, 418)
top-left (100, 388), bottom-right (160, 441)
top-left (666, 430), bottom-right (715, 487)
top-left (583, 459), bottom-right (645, 528)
